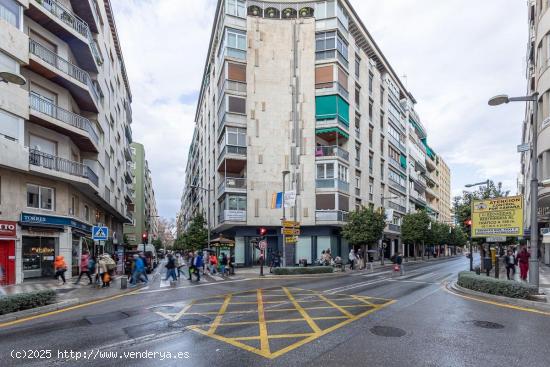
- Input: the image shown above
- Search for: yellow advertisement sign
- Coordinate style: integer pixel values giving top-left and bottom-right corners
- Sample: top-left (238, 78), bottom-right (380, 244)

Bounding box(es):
top-left (471, 195), bottom-right (523, 238)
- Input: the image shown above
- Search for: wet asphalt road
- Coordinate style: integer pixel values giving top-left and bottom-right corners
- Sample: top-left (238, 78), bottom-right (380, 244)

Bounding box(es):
top-left (1, 256), bottom-right (549, 367)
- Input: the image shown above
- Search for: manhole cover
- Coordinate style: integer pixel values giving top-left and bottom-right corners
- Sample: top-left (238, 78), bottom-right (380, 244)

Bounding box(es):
top-left (471, 320), bottom-right (504, 329)
top-left (370, 326), bottom-right (406, 338)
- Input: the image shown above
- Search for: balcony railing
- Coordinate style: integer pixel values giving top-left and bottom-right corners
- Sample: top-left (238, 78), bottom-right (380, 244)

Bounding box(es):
top-left (388, 201), bottom-right (406, 213)
top-left (35, 0), bottom-right (103, 66)
top-left (29, 39), bottom-right (99, 105)
top-left (314, 145), bottom-right (349, 161)
top-left (388, 179), bottom-right (406, 193)
top-left (388, 134), bottom-right (406, 153)
top-left (219, 79), bottom-right (247, 97)
top-left (316, 178), bottom-right (349, 193)
top-left (316, 210), bottom-right (349, 222)
top-left (315, 81), bottom-right (349, 100)
top-left (30, 94), bottom-right (99, 145)
top-left (218, 145), bottom-right (247, 162)
top-left (389, 158), bottom-right (406, 173)
top-left (218, 177), bottom-right (247, 195)
top-left (388, 224), bottom-right (401, 232)
top-left (410, 191), bottom-right (427, 204)
top-left (316, 119), bottom-right (349, 132)
top-left (29, 149), bottom-right (98, 187)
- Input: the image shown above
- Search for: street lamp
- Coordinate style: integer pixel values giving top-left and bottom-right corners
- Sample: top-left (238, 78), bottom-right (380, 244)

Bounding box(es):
top-left (190, 185), bottom-right (214, 249)
top-left (0, 71), bottom-right (26, 85)
top-left (464, 180), bottom-right (490, 271)
top-left (488, 93), bottom-right (539, 290)
top-left (281, 170), bottom-right (290, 267)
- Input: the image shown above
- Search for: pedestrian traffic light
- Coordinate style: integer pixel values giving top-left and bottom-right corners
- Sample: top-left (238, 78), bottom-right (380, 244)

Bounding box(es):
top-left (142, 232), bottom-right (148, 243)
top-left (258, 227), bottom-right (267, 237)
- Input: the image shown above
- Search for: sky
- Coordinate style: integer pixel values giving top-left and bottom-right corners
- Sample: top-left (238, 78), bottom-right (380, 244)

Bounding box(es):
top-left (111, 0), bottom-right (527, 219)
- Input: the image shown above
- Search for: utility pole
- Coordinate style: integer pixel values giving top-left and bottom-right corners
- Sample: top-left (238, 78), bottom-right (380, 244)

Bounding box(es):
top-left (281, 170), bottom-right (290, 267)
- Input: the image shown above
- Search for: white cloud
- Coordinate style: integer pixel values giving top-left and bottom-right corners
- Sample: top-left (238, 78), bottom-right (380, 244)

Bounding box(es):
top-left (111, 0), bottom-right (217, 218)
top-left (112, 0), bottom-right (527, 217)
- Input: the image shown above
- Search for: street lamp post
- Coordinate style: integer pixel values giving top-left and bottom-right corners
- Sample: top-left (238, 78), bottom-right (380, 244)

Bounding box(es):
top-left (281, 170), bottom-right (290, 268)
top-left (464, 180), bottom-right (490, 272)
top-left (190, 185), bottom-right (213, 249)
top-left (489, 94), bottom-right (539, 290)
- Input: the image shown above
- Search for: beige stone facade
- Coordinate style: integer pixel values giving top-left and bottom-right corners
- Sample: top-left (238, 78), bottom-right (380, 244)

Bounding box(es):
top-left (0, 0), bottom-right (133, 283)
top-left (180, 0), bottom-right (451, 265)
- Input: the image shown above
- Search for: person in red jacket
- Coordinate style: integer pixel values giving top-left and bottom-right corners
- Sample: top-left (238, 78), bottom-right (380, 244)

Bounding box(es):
top-left (517, 245), bottom-right (531, 281)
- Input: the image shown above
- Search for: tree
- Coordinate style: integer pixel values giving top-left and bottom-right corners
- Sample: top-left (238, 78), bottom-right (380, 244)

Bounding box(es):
top-left (342, 206), bottom-right (386, 267)
top-left (152, 238), bottom-right (163, 252)
top-left (401, 211), bottom-right (430, 260)
top-left (178, 214), bottom-right (208, 251)
top-left (157, 217), bottom-right (176, 249)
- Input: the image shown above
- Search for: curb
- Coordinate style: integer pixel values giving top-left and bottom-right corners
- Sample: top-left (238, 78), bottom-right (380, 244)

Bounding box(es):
top-left (0, 298), bottom-right (79, 323)
top-left (0, 284), bottom-right (146, 325)
top-left (448, 281), bottom-right (550, 313)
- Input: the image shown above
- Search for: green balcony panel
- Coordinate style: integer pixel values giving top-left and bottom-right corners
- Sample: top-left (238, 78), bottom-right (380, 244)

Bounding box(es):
top-left (316, 95), bottom-right (349, 126)
top-left (399, 155), bottom-right (407, 169)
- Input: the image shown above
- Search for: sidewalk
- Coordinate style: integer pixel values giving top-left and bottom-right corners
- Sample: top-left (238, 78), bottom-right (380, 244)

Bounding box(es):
top-left (485, 259), bottom-right (550, 290)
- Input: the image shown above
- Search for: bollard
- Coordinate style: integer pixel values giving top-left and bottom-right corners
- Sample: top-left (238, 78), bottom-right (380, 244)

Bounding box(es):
top-left (120, 277), bottom-right (127, 289)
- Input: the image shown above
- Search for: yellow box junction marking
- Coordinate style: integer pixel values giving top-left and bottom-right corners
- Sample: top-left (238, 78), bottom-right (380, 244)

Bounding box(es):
top-left (153, 286), bottom-right (394, 359)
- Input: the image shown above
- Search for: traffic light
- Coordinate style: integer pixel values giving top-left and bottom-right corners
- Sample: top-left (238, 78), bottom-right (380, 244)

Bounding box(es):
top-left (258, 227), bottom-right (267, 237)
top-left (465, 219), bottom-right (472, 226)
top-left (142, 232), bottom-right (148, 244)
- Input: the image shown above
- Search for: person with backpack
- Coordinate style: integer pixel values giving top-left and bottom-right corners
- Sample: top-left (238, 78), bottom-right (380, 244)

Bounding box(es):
top-left (53, 255), bottom-right (68, 285)
top-left (193, 252), bottom-right (203, 282)
top-left (74, 251), bottom-right (93, 285)
top-left (164, 254), bottom-right (177, 282)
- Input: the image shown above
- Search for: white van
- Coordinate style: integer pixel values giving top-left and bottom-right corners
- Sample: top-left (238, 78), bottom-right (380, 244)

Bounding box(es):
top-left (136, 244), bottom-right (158, 270)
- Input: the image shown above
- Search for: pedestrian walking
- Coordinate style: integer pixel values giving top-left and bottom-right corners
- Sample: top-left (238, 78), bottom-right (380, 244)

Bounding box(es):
top-left (130, 254), bottom-right (148, 287)
top-left (193, 252), bottom-right (204, 282)
top-left (229, 254), bottom-right (235, 275)
top-left (348, 248), bottom-right (356, 270)
top-left (187, 251), bottom-right (195, 280)
top-left (221, 253), bottom-right (228, 276)
top-left (209, 253), bottom-right (218, 274)
top-left (176, 253), bottom-right (185, 279)
top-left (504, 249), bottom-right (517, 280)
top-left (164, 254), bottom-right (177, 282)
top-left (517, 246), bottom-right (530, 281)
top-left (396, 252), bottom-right (404, 276)
top-left (53, 255), bottom-right (67, 285)
top-left (357, 248), bottom-right (364, 270)
top-left (74, 251), bottom-right (93, 285)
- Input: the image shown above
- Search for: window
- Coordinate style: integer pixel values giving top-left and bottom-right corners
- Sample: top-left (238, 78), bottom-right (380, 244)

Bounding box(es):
top-left (316, 194), bottom-right (336, 210)
top-left (227, 195), bottom-right (246, 210)
top-left (369, 154), bottom-right (373, 174)
top-left (0, 0), bottom-right (21, 28)
top-left (389, 170), bottom-right (405, 187)
top-left (338, 164), bottom-right (348, 182)
top-left (27, 184), bottom-right (54, 210)
top-left (369, 178), bottom-right (374, 201)
top-left (227, 62), bottom-right (246, 82)
top-left (336, 2), bottom-right (349, 30)
top-left (355, 113), bottom-right (361, 134)
top-left (316, 31), bottom-right (348, 67)
top-left (355, 144), bottom-right (361, 166)
top-left (315, 0), bottom-right (335, 20)
top-left (226, 0), bottom-right (245, 18)
top-left (354, 84), bottom-right (361, 107)
top-left (368, 99), bottom-right (373, 121)
top-left (380, 112), bottom-right (384, 130)
top-left (317, 162), bottom-right (335, 179)
top-left (380, 162), bottom-right (385, 180)
top-left (227, 95), bottom-right (246, 114)
top-left (0, 108), bottom-right (21, 140)
top-left (70, 196), bottom-right (79, 216)
top-left (368, 71), bottom-right (374, 95)
top-left (354, 54), bottom-right (360, 78)
top-left (0, 51), bottom-right (18, 74)
top-left (369, 127), bottom-right (373, 146)
top-left (389, 147), bottom-right (400, 162)
top-left (226, 127), bottom-right (246, 146)
top-left (380, 86), bottom-right (385, 107)
top-left (227, 28), bottom-right (246, 50)
top-left (380, 135), bottom-right (385, 154)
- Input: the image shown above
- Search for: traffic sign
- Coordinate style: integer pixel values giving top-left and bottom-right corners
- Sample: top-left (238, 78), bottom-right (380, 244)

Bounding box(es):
top-left (92, 226), bottom-right (109, 241)
top-left (282, 220), bottom-right (300, 228)
top-left (486, 236), bottom-right (506, 243)
top-left (517, 143), bottom-right (531, 153)
top-left (282, 228), bottom-right (301, 236)
top-left (285, 236), bottom-right (298, 243)
top-left (259, 240), bottom-right (267, 250)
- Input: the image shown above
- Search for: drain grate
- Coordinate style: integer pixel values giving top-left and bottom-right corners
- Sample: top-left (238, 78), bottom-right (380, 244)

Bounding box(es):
top-left (369, 326), bottom-right (407, 338)
top-left (471, 320), bottom-right (504, 329)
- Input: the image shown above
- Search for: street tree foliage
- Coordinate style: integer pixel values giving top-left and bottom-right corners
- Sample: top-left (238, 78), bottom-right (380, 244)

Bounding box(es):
top-left (401, 210), bottom-right (430, 246)
top-left (342, 206), bottom-right (386, 249)
top-left (173, 214), bottom-right (208, 251)
top-left (157, 217), bottom-right (176, 248)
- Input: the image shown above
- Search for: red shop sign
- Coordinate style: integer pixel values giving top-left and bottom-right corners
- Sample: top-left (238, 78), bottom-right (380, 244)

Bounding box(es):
top-left (0, 221), bottom-right (17, 237)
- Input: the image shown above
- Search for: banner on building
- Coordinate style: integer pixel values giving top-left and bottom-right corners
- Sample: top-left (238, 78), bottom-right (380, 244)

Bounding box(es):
top-left (471, 195), bottom-right (523, 238)
top-left (271, 191), bottom-right (296, 209)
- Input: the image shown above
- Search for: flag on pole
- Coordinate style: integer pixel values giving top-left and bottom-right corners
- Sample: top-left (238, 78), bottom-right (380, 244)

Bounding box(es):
top-left (271, 192), bottom-right (283, 209)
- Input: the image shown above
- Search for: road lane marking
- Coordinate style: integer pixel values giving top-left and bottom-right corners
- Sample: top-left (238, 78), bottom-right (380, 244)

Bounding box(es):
top-left (444, 284), bottom-right (550, 316)
top-left (257, 289), bottom-right (270, 354)
top-left (315, 293), bottom-right (354, 318)
top-left (282, 287), bottom-right (321, 333)
top-left (208, 294), bottom-right (232, 335)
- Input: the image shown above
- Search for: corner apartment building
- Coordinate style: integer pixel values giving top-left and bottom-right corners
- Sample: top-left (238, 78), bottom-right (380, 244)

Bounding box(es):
top-left (180, 0), bottom-right (451, 266)
top-left (0, 0), bottom-right (133, 284)
top-left (124, 142), bottom-right (159, 247)
top-left (521, 0), bottom-right (550, 265)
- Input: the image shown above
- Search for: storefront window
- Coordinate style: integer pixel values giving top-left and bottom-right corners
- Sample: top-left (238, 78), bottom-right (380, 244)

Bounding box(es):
top-left (296, 236), bottom-right (312, 264)
top-left (22, 236), bottom-right (56, 278)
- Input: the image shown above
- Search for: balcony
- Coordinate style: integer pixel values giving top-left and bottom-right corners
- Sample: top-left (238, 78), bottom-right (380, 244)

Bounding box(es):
top-left (387, 224), bottom-right (401, 232)
top-left (410, 191), bottom-right (427, 206)
top-left (315, 81), bottom-right (349, 101)
top-left (29, 149), bottom-right (98, 187)
top-left (26, 0), bottom-right (102, 72)
top-left (218, 210), bottom-right (246, 223)
top-left (218, 177), bottom-right (247, 197)
top-left (388, 201), bottom-right (406, 214)
top-left (389, 158), bottom-right (406, 174)
top-left (316, 210), bottom-right (349, 223)
top-left (314, 145), bottom-right (349, 162)
top-left (29, 93), bottom-right (99, 152)
top-left (29, 39), bottom-right (99, 112)
top-left (69, 0), bottom-right (100, 33)
top-left (388, 134), bottom-right (406, 154)
top-left (388, 179), bottom-right (406, 194)
top-left (219, 79), bottom-right (247, 97)
top-left (123, 146), bottom-right (132, 161)
top-left (316, 178), bottom-right (349, 193)
top-left (124, 170), bottom-right (132, 184)
top-left (218, 145), bottom-right (246, 173)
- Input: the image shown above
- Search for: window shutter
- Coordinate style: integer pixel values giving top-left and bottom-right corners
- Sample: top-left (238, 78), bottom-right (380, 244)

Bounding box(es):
top-left (228, 62), bottom-right (246, 82)
top-left (315, 65), bottom-right (333, 86)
